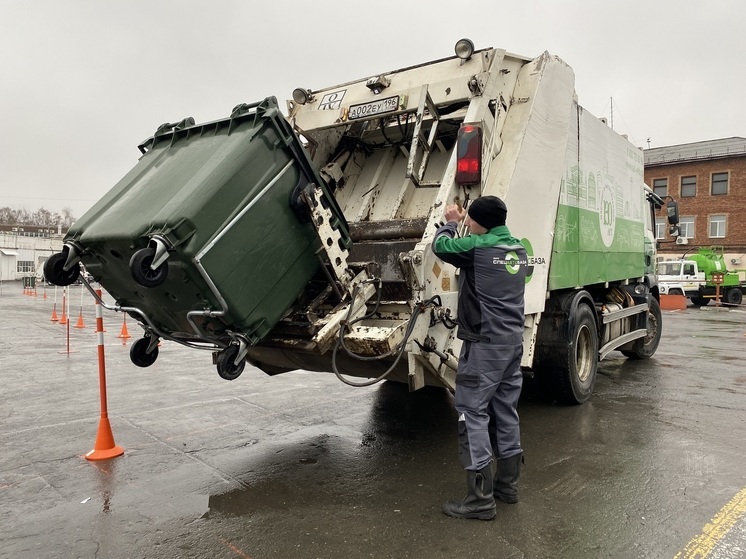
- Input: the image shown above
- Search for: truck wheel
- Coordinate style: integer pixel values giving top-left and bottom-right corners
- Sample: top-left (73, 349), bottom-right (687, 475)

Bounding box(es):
top-left (556, 303), bottom-right (599, 404)
top-left (130, 337), bottom-right (159, 367)
top-left (130, 247), bottom-right (168, 288)
top-left (725, 288), bottom-right (743, 306)
top-left (217, 345), bottom-right (245, 380)
top-left (535, 294), bottom-right (598, 405)
top-left (621, 296), bottom-right (662, 360)
top-left (690, 296), bottom-right (709, 307)
top-left (43, 251), bottom-right (81, 286)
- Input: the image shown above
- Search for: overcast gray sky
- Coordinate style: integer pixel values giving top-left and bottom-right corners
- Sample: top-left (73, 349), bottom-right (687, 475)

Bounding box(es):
top-left (1, 0), bottom-right (743, 219)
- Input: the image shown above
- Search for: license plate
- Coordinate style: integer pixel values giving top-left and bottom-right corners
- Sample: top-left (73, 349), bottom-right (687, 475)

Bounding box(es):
top-left (347, 95), bottom-right (401, 120)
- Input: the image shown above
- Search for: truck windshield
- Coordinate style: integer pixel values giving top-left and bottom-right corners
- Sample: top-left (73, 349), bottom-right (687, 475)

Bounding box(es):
top-left (658, 262), bottom-right (682, 275)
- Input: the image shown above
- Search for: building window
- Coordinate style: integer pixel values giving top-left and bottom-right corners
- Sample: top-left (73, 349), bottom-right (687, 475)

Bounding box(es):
top-left (655, 218), bottom-right (666, 240)
top-left (709, 215), bottom-right (726, 238)
top-left (711, 172), bottom-right (728, 195)
top-left (653, 178), bottom-right (668, 197)
top-left (679, 216), bottom-right (695, 239)
top-left (16, 261), bottom-right (35, 273)
top-left (681, 176), bottom-right (696, 197)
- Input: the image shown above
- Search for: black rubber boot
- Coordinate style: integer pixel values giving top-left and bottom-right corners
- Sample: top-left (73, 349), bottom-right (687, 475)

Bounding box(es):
top-left (442, 464), bottom-right (496, 520)
top-left (494, 452), bottom-right (522, 504)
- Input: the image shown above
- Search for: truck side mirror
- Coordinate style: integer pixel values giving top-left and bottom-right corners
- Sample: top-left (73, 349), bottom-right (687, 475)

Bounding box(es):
top-left (666, 200), bottom-right (679, 225)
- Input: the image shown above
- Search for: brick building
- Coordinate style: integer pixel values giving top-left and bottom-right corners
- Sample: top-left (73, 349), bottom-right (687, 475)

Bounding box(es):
top-left (644, 137), bottom-right (746, 267)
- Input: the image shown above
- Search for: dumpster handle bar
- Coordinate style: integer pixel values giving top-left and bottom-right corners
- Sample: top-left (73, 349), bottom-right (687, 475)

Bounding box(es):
top-left (188, 159), bottom-right (295, 336)
top-left (80, 277), bottom-right (226, 352)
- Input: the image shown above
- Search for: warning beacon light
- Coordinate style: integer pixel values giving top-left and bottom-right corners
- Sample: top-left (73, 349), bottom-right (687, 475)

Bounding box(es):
top-left (454, 38), bottom-right (475, 60)
top-left (455, 123), bottom-right (482, 186)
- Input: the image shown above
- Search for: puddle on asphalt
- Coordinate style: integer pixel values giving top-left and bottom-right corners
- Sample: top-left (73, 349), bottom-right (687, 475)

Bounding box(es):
top-left (207, 383), bottom-right (456, 518)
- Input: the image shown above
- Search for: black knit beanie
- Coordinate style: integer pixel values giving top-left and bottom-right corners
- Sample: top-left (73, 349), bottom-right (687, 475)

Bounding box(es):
top-left (467, 195), bottom-right (507, 229)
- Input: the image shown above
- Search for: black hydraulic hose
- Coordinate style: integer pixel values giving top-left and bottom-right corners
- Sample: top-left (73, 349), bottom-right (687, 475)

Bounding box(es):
top-left (331, 286), bottom-right (441, 387)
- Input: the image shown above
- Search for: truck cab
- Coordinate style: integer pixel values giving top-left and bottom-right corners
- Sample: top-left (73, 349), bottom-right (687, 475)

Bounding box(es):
top-left (658, 260), bottom-right (703, 296)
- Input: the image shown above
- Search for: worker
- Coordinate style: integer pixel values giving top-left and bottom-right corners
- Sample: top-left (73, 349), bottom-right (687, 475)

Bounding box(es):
top-left (431, 195), bottom-right (527, 520)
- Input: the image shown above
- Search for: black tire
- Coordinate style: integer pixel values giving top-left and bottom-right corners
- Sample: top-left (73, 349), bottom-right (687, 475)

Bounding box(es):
top-left (725, 288), bottom-right (743, 306)
top-left (668, 288), bottom-right (684, 296)
top-left (690, 296), bottom-right (709, 307)
top-left (217, 345), bottom-right (245, 381)
top-left (556, 303), bottom-right (598, 404)
top-left (130, 337), bottom-right (159, 368)
top-left (534, 294), bottom-right (598, 405)
top-left (43, 251), bottom-right (81, 287)
top-left (621, 296), bottom-right (662, 360)
top-left (129, 247), bottom-right (168, 288)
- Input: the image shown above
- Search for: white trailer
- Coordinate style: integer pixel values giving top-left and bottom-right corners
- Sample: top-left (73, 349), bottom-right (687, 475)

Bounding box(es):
top-left (243, 39), bottom-right (665, 404)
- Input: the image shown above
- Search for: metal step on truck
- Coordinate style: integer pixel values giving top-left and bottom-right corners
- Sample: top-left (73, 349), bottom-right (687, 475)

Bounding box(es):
top-left (48, 39), bottom-right (677, 405)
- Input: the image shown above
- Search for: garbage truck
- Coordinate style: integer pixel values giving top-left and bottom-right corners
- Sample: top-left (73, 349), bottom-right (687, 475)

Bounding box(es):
top-left (47, 39), bottom-right (672, 404)
top-left (658, 246), bottom-right (745, 306)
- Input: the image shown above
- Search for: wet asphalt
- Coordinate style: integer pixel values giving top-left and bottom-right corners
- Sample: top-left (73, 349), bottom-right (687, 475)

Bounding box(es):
top-left (1, 282), bottom-right (745, 559)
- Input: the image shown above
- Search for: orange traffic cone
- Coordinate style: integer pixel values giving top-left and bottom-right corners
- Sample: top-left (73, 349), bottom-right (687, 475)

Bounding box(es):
top-left (59, 307), bottom-right (68, 325)
top-left (74, 307), bottom-right (86, 329)
top-left (85, 416), bottom-right (124, 461)
top-left (50, 303), bottom-right (59, 322)
top-left (86, 288), bottom-right (124, 461)
top-left (116, 315), bottom-right (131, 339)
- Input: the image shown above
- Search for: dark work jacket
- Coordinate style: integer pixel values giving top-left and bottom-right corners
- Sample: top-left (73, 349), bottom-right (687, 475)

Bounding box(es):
top-left (432, 223), bottom-right (527, 343)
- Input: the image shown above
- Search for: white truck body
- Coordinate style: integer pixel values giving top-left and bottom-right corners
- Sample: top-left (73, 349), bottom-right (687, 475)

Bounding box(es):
top-left (244, 42), bottom-right (662, 404)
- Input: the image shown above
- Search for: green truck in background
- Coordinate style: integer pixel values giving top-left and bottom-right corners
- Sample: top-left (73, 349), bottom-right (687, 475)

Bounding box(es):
top-left (45, 39), bottom-right (678, 404)
top-left (658, 246), bottom-right (745, 306)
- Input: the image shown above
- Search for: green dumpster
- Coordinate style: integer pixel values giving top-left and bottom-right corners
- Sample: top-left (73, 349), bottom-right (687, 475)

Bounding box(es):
top-left (56, 97), bottom-right (349, 355)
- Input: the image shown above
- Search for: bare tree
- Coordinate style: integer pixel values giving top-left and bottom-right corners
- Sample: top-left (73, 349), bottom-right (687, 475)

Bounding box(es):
top-left (60, 206), bottom-right (76, 227)
top-left (32, 208), bottom-right (55, 227)
top-left (0, 206), bottom-right (76, 227)
top-left (0, 207), bottom-right (15, 223)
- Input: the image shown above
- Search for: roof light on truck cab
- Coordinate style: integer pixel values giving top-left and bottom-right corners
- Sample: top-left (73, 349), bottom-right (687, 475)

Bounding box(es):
top-left (455, 38), bottom-right (475, 60)
top-left (455, 124), bottom-right (482, 186)
top-left (292, 88), bottom-right (314, 105)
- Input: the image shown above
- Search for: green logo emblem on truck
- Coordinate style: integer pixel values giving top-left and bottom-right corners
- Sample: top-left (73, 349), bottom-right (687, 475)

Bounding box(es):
top-left (521, 238), bottom-right (536, 284)
top-left (599, 184), bottom-right (616, 248)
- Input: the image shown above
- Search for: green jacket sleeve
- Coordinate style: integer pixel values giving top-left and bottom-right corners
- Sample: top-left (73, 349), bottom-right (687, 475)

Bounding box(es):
top-left (432, 222), bottom-right (477, 269)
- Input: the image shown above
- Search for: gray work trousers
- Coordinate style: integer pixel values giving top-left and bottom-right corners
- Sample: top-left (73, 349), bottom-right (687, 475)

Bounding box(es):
top-left (455, 339), bottom-right (523, 471)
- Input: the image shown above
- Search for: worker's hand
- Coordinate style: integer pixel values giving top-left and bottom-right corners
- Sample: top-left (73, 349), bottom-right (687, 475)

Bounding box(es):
top-left (444, 204), bottom-right (466, 223)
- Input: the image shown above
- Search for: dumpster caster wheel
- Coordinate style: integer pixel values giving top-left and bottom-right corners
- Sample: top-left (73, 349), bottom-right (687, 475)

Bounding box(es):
top-left (130, 336), bottom-right (159, 367)
top-left (130, 247), bottom-right (168, 288)
top-left (44, 251), bottom-right (81, 286)
top-left (217, 345), bottom-right (245, 381)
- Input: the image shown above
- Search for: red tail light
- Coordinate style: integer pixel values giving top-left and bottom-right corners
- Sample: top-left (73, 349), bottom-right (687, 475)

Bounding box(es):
top-left (456, 124), bottom-right (482, 186)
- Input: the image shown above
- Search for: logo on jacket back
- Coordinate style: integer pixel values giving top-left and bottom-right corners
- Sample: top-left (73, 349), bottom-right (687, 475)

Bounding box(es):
top-left (493, 251), bottom-right (527, 274)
